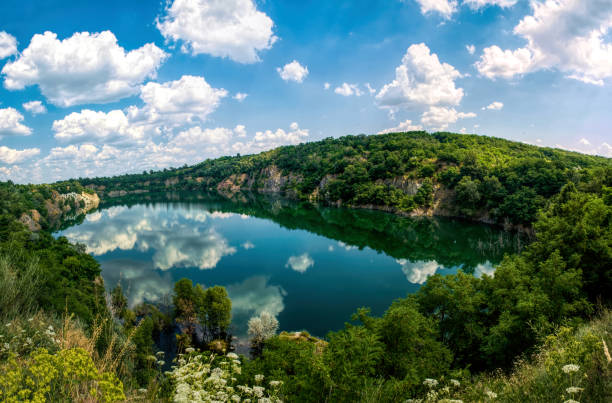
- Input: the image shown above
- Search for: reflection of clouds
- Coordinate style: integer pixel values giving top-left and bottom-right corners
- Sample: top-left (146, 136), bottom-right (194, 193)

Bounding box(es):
top-left (62, 205), bottom-right (236, 270)
top-left (86, 211), bottom-right (102, 222)
top-left (338, 241), bottom-right (357, 251)
top-left (101, 259), bottom-right (174, 307)
top-left (397, 259), bottom-right (442, 284)
top-left (328, 245), bottom-right (334, 252)
top-left (474, 261), bottom-right (496, 278)
top-left (210, 212), bottom-right (234, 219)
top-left (241, 241), bottom-right (255, 250)
top-left (227, 276), bottom-right (286, 344)
top-left (285, 253), bottom-right (314, 273)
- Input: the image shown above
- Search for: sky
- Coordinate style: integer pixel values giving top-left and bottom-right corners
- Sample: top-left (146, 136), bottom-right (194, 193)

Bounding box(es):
top-left (0, 0), bottom-right (610, 183)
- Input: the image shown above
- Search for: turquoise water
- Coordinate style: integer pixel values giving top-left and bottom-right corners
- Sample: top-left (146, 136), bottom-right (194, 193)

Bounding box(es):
top-left (58, 193), bottom-right (522, 344)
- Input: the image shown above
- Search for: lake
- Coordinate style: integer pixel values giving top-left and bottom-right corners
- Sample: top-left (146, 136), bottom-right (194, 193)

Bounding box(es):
top-left (57, 192), bottom-right (522, 346)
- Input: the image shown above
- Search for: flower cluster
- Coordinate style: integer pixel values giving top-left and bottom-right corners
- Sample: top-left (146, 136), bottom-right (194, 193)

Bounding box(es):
top-left (0, 347), bottom-right (124, 402)
top-left (169, 349), bottom-right (283, 402)
top-left (0, 317), bottom-right (60, 361)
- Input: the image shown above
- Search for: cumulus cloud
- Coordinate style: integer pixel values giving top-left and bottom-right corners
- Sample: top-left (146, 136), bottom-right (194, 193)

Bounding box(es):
top-left (131, 75), bottom-right (228, 126)
top-left (233, 92), bottom-right (248, 102)
top-left (0, 107), bottom-right (32, 137)
top-left (0, 146), bottom-right (40, 164)
top-left (556, 138), bottom-right (612, 158)
top-left (483, 101), bottom-right (504, 110)
top-left (378, 119), bottom-right (423, 134)
top-left (277, 60), bottom-right (309, 83)
top-left (0, 31), bottom-right (17, 59)
top-left (53, 109), bottom-right (143, 143)
top-left (464, 0), bottom-right (517, 9)
top-left (365, 83), bottom-right (377, 94)
top-left (2, 121), bottom-right (309, 183)
top-left (334, 82), bottom-right (363, 96)
top-left (285, 253), bottom-right (314, 273)
top-left (242, 241), bottom-right (255, 250)
top-left (397, 259), bottom-right (442, 284)
top-left (324, 82), bottom-right (330, 90)
top-left (157, 0), bottom-right (277, 63)
top-left (466, 44), bottom-right (475, 55)
top-left (2, 31), bottom-right (167, 107)
top-left (476, 0), bottom-right (612, 85)
top-left (421, 106), bottom-right (476, 130)
top-left (22, 100), bottom-right (47, 115)
top-left (413, 0), bottom-right (458, 19)
top-left (52, 75), bottom-right (227, 144)
top-left (376, 43), bottom-right (464, 112)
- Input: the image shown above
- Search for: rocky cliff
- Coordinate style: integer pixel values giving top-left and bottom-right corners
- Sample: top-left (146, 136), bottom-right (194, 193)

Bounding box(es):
top-left (19, 191), bottom-right (100, 231)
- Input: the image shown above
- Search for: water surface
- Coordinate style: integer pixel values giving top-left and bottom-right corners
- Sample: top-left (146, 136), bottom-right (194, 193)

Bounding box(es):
top-left (58, 192), bottom-right (522, 343)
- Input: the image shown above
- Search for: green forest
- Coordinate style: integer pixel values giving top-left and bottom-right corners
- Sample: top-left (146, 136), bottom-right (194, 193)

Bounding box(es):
top-left (0, 131), bottom-right (611, 402)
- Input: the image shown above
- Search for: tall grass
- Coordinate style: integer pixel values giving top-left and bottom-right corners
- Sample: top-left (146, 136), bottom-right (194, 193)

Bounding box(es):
top-left (0, 254), bottom-right (41, 321)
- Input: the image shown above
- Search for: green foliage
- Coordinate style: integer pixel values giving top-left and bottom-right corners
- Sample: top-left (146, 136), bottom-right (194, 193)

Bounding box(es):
top-left (80, 131), bottom-right (612, 226)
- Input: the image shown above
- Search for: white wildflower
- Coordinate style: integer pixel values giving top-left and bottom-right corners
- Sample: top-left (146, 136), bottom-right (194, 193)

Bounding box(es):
top-left (253, 386), bottom-right (265, 397)
top-left (485, 390), bottom-right (497, 399)
top-left (423, 378), bottom-right (438, 388)
top-left (227, 352), bottom-right (239, 359)
top-left (157, 360), bottom-right (165, 366)
top-left (255, 374), bottom-right (265, 383)
top-left (563, 400), bottom-right (580, 403)
top-left (566, 387), bottom-right (583, 394)
top-left (185, 347), bottom-right (195, 353)
top-left (248, 312), bottom-right (279, 343)
top-left (269, 380), bottom-right (283, 388)
top-left (562, 364), bottom-right (580, 374)
top-left (450, 379), bottom-right (460, 387)
top-left (137, 388), bottom-right (147, 394)
top-left (231, 395), bottom-right (241, 402)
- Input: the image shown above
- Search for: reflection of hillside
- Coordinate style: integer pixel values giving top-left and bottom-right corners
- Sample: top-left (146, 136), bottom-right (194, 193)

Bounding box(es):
top-left (97, 191), bottom-right (525, 270)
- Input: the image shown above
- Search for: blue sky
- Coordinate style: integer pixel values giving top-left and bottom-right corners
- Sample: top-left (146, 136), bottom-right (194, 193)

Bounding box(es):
top-left (0, 0), bottom-right (610, 183)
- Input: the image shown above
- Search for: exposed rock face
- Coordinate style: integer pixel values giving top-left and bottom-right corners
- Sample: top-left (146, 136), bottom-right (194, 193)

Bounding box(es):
top-left (19, 210), bottom-right (42, 231)
top-left (164, 177), bottom-right (179, 187)
top-left (383, 176), bottom-right (420, 196)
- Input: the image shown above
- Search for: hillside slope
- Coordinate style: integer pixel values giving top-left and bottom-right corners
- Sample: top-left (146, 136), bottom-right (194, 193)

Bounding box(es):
top-left (80, 131), bottom-right (612, 228)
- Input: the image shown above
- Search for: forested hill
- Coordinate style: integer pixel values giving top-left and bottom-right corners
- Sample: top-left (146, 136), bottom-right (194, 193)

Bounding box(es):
top-left (80, 131), bottom-right (612, 227)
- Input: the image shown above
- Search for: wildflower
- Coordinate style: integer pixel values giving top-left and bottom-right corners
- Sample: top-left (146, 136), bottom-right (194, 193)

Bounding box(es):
top-left (253, 386), bottom-right (265, 397)
top-left (146, 355), bottom-right (157, 362)
top-left (185, 347), bottom-right (195, 353)
top-left (227, 352), bottom-right (239, 359)
top-left (269, 380), bottom-right (283, 388)
top-left (231, 395), bottom-right (241, 402)
top-left (137, 388), bottom-right (147, 394)
top-left (450, 379), bottom-right (460, 387)
top-left (156, 351), bottom-right (165, 357)
top-left (562, 364), bottom-right (580, 374)
top-left (566, 387), bottom-right (583, 394)
top-left (485, 390), bottom-right (497, 399)
top-left (563, 400), bottom-right (580, 403)
top-left (255, 374), bottom-right (265, 383)
top-left (157, 360), bottom-right (165, 366)
top-left (423, 378), bottom-right (438, 388)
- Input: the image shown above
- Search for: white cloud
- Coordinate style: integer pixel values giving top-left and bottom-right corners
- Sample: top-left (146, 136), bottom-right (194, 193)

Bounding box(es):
top-left (376, 43), bottom-right (464, 112)
top-left (466, 44), bottom-right (476, 55)
top-left (413, 0), bottom-right (458, 19)
top-left (52, 109), bottom-right (144, 143)
top-left (285, 253), bottom-right (314, 273)
top-left (324, 82), bottom-right (330, 90)
top-left (0, 31), bottom-right (17, 59)
top-left (421, 106), bottom-right (476, 130)
top-left (232, 122), bottom-right (309, 154)
top-left (378, 119), bottom-right (423, 134)
top-left (0, 107), bottom-right (32, 137)
top-left (233, 92), bottom-right (248, 102)
top-left (242, 241), bottom-right (255, 250)
top-left (556, 138), bottom-right (612, 158)
top-left (578, 137), bottom-right (590, 145)
top-left (334, 82), bottom-right (363, 96)
top-left (277, 60), bottom-right (309, 83)
top-left (483, 101), bottom-right (504, 110)
top-left (365, 83), bottom-right (377, 94)
top-left (476, 0), bottom-right (612, 85)
top-left (157, 0), bottom-right (277, 64)
top-left (475, 45), bottom-right (536, 80)
top-left (464, 0), bottom-right (518, 9)
top-left (22, 100), bottom-right (47, 115)
top-left (2, 31), bottom-right (167, 107)
top-left (131, 75), bottom-right (228, 126)
top-left (0, 146), bottom-right (40, 164)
